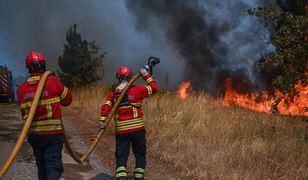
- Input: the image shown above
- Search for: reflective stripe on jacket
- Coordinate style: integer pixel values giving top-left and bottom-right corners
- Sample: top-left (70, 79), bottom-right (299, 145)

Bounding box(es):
top-left (17, 73), bottom-right (72, 135)
top-left (100, 74), bottom-right (157, 134)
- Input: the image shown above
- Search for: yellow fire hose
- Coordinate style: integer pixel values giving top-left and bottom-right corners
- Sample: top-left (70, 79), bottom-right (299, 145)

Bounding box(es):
top-left (63, 72), bottom-right (141, 163)
top-left (0, 71), bottom-right (53, 178)
top-left (0, 70), bottom-right (141, 179)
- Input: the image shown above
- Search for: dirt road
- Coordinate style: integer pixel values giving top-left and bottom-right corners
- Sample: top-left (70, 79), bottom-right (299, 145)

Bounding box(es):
top-left (0, 103), bottom-right (112, 180)
top-left (62, 108), bottom-right (183, 180)
top-left (0, 103), bottom-right (183, 179)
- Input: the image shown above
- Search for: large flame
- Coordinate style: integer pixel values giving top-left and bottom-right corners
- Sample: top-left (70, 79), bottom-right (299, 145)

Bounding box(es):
top-left (222, 78), bottom-right (308, 116)
top-left (177, 81), bottom-right (191, 100)
top-left (176, 78), bottom-right (307, 116)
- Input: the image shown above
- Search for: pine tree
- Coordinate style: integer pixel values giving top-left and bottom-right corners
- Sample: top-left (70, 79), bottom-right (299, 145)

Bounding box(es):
top-left (58, 24), bottom-right (106, 87)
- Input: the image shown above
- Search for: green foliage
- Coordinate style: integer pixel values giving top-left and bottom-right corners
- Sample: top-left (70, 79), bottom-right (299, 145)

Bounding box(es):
top-left (248, 2), bottom-right (308, 94)
top-left (58, 24), bottom-right (106, 87)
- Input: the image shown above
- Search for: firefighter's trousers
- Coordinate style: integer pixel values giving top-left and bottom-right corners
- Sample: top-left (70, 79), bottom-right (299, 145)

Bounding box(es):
top-left (115, 130), bottom-right (146, 176)
top-left (28, 134), bottom-right (64, 180)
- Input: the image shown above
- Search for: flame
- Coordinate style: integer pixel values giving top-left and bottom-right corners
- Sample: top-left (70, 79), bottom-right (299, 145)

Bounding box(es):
top-left (177, 81), bottom-right (191, 100)
top-left (222, 78), bottom-right (308, 116)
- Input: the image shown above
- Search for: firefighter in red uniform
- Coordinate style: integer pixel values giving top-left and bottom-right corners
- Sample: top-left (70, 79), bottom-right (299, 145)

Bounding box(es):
top-left (17, 51), bottom-right (72, 180)
top-left (99, 66), bottom-right (157, 180)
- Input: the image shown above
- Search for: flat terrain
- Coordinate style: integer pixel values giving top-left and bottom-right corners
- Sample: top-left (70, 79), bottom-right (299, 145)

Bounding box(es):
top-left (0, 103), bottom-right (112, 180)
top-left (0, 103), bottom-right (182, 180)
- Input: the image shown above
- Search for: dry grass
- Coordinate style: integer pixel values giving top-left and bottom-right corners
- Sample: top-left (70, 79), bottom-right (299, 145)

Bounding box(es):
top-left (70, 86), bottom-right (308, 180)
top-left (69, 85), bottom-right (111, 120)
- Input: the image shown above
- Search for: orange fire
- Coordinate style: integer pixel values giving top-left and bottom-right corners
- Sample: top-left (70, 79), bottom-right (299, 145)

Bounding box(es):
top-left (222, 78), bottom-right (308, 116)
top-left (177, 81), bottom-right (191, 100)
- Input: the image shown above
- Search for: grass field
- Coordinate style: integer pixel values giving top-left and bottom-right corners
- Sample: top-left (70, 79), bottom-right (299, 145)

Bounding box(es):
top-left (70, 86), bottom-right (308, 179)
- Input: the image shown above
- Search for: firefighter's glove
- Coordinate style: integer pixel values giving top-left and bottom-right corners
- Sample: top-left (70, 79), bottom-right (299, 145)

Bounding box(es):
top-left (139, 67), bottom-right (149, 77)
top-left (99, 121), bottom-right (106, 129)
top-left (143, 65), bottom-right (150, 72)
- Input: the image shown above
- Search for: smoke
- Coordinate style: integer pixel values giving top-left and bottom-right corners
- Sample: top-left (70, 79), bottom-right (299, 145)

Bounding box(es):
top-left (276, 0), bottom-right (307, 15)
top-left (125, 0), bottom-right (275, 95)
top-left (0, 0), bottom-right (275, 93)
top-left (0, 0), bottom-right (183, 88)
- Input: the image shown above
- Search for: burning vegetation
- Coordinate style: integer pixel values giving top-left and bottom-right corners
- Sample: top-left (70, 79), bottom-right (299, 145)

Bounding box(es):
top-left (222, 78), bottom-right (308, 116)
top-left (177, 79), bottom-right (307, 117)
top-left (177, 81), bottom-right (191, 100)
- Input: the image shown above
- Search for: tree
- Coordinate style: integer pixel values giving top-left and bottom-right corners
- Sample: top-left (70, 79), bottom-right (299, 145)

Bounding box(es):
top-left (248, 1), bottom-right (308, 94)
top-left (58, 24), bottom-right (106, 87)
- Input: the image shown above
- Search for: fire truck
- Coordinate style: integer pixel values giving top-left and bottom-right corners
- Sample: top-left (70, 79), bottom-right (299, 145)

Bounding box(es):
top-left (0, 65), bottom-right (14, 102)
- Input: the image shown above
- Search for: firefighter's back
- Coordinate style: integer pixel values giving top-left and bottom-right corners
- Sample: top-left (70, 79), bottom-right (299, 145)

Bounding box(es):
top-left (18, 74), bottom-right (71, 135)
top-left (17, 51), bottom-right (72, 180)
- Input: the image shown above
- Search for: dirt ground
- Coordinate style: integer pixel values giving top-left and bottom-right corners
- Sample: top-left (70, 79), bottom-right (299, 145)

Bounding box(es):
top-left (0, 103), bottom-right (111, 180)
top-left (0, 103), bottom-right (184, 180)
top-left (62, 107), bottom-right (184, 180)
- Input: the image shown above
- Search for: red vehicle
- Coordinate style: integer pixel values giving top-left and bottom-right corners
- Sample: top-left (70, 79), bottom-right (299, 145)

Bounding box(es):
top-left (0, 65), bottom-right (14, 102)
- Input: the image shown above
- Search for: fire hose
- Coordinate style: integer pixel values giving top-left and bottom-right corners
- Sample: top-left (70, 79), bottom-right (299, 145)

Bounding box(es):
top-left (0, 71), bottom-right (51, 179)
top-left (0, 57), bottom-right (160, 179)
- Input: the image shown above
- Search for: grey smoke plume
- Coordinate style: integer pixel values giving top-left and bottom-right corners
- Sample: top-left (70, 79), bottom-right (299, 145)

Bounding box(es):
top-left (125, 0), bottom-right (275, 95)
top-left (0, 0), bottom-right (274, 93)
top-left (0, 0), bottom-right (183, 88)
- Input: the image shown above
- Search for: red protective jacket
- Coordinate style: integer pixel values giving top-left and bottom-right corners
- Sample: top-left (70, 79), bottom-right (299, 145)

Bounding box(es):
top-left (100, 74), bottom-right (157, 134)
top-left (17, 73), bottom-right (72, 135)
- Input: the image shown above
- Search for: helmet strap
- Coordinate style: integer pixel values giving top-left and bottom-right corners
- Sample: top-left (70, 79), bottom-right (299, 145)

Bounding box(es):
top-left (119, 79), bottom-right (128, 84)
top-left (118, 77), bottom-right (131, 83)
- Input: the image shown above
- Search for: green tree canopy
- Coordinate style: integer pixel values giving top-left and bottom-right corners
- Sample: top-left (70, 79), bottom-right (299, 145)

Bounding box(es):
top-left (58, 24), bottom-right (106, 87)
top-left (249, 1), bottom-right (308, 94)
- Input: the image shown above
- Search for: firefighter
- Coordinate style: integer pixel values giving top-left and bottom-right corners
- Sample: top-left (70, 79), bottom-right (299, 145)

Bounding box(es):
top-left (17, 51), bottom-right (72, 180)
top-left (99, 65), bottom-right (157, 180)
